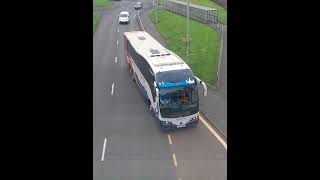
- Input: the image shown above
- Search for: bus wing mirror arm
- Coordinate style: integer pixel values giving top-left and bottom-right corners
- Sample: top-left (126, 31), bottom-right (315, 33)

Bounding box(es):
top-left (195, 77), bottom-right (207, 97)
top-left (154, 81), bottom-right (157, 89)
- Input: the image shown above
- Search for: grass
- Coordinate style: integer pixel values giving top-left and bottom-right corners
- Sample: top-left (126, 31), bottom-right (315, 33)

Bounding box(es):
top-left (160, 0), bottom-right (227, 24)
top-left (93, 0), bottom-right (111, 8)
top-left (93, 15), bottom-right (102, 33)
top-left (149, 10), bottom-right (220, 85)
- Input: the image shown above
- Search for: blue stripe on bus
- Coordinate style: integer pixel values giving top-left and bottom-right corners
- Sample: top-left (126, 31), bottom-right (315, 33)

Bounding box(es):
top-left (158, 80), bottom-right (194, 88)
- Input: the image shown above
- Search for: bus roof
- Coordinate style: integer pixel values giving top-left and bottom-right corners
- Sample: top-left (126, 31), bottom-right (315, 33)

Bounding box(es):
top-left (124, 31), bottom-right (189, 73)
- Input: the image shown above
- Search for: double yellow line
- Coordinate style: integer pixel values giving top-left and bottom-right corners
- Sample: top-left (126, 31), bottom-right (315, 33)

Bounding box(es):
top-left (199, 115), bottom-right (227, 150)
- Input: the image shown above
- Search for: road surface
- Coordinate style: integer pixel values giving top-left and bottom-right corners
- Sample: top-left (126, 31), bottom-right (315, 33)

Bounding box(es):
top-left (93, 1), bottom-right (227, 179)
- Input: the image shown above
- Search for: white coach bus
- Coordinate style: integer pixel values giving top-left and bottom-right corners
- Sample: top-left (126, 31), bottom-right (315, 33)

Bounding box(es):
top-left (124, 31), bottom-right (207, 129)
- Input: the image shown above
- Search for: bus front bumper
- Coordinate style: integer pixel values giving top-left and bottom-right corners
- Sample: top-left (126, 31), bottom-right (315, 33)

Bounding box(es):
top-left (159, 119), bottom-right (199, 130)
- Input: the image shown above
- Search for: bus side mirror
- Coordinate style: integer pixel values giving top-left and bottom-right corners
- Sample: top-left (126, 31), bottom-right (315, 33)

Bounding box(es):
top-left (195, 77), bottom-right (207, 97)
top-left (155, 88), bottom-right (159, 113)
top-left (155, 87), bottom-right (159, 98)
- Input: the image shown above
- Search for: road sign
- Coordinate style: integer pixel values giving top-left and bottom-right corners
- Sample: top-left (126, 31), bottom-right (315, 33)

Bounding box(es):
top-left (182, 37), bottom-right (192, 42)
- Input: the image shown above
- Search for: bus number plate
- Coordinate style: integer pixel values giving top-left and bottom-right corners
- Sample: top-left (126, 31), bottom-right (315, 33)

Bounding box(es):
top-left (177, 124), bottom-right (186, 128)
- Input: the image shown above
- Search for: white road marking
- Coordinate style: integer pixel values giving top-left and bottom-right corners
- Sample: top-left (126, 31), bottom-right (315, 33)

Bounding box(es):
top-left (172, 153), bottom-right (177, 167)
top-left (168, 134), bottom-right (172, 145)
top-left (199, 115), bottom-right (227, 150)
top-left (115, 56), bottom-right (117, 63)
top-left (117, 40), bottom-right (118, 45)
top-left (137, 10), bottom-right (145, 31)
top-left (118, 29), bottom-right (119, 32)
top-left (111, 82), bottom-right (114, 95)
top-left (101, 138), bottom-right (107, 161)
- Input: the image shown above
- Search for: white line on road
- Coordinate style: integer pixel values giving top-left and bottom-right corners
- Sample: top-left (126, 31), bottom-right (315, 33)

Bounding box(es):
top-left (101, 138), bottom-right (107, 161)
top-left (111, 82), bottom-right (114, 95)
top-left (118, 29), bottom-right (119, 32)
top-left (172, 153), bottom-right (178, 167)
top-left (168, 134), bottom-right (172, 145)
top-left (117, 40), bottom-right (118, 45)
top-left (137, 10), bottom-right (145, 31)
top-left (115, 56), bottom-right (117, 63)
top-left (199, 115), bottom-right (227, 150)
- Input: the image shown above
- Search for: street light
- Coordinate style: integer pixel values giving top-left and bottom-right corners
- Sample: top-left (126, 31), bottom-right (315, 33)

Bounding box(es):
top-left (155, 0), bottom-right (158, 24)
top-left (186, 0), bottom-right (190, 65)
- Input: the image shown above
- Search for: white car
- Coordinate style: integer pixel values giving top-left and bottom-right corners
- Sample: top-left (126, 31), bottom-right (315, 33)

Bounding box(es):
top-left (119, 11), bottom-right (130, 24)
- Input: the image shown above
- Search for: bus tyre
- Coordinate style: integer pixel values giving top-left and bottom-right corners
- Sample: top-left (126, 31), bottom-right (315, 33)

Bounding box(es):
top-left (132, 73), bottom-right (136, 82)
top-left (129, 67), bottom-right (135, 81)
top-left (128, 65), bottom-right (132, 74)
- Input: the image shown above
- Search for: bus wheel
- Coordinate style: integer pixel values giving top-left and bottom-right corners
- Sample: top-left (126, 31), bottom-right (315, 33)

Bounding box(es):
top-left (132, 73), bottom-right (136, 82)
top-left (147, 100), bottom-right (151, 111)
top-left (128, 65), bottom-right (132, 73)
top-left (129, 67), bottom-right (135, 81)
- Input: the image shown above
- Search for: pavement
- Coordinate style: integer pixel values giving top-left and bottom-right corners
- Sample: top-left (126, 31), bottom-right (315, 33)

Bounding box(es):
top-left (93, 1), bottom-right (227, 179)
top-left (200, 24), bottom-right (227, 138)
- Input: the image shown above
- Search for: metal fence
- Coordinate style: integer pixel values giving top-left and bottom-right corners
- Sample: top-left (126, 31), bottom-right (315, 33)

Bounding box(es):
top-left (161, 0), bottom-right (218, 24)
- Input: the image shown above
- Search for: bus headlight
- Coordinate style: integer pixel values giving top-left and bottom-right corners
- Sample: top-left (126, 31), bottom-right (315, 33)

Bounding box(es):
top-left (191, 116), bottom-right (199, 120)
top-left (162, 121), bottom-right (172, 125)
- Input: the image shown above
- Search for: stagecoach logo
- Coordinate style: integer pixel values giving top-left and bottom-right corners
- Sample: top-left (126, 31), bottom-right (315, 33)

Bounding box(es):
top-left (186, 78), bottom-right (195, 84)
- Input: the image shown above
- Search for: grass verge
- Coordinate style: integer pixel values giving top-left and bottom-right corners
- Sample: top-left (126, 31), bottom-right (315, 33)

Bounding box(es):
top-left (93, 0), bottom-right (111, 8)
top-left (149, 10), bottom-right (220, 85)
top-left (93, 15), bottom-right (102, 33)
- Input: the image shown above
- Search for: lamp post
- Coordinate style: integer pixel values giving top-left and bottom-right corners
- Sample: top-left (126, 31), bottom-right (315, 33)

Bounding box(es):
top-left (186, 0), bottom-right (190, 65)
top-left (155, 0), bottom-right (158, 24)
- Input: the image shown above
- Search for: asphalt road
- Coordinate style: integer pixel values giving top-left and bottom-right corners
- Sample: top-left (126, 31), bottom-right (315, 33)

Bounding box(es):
top-left (93, 1), bottom-right (227, 179)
